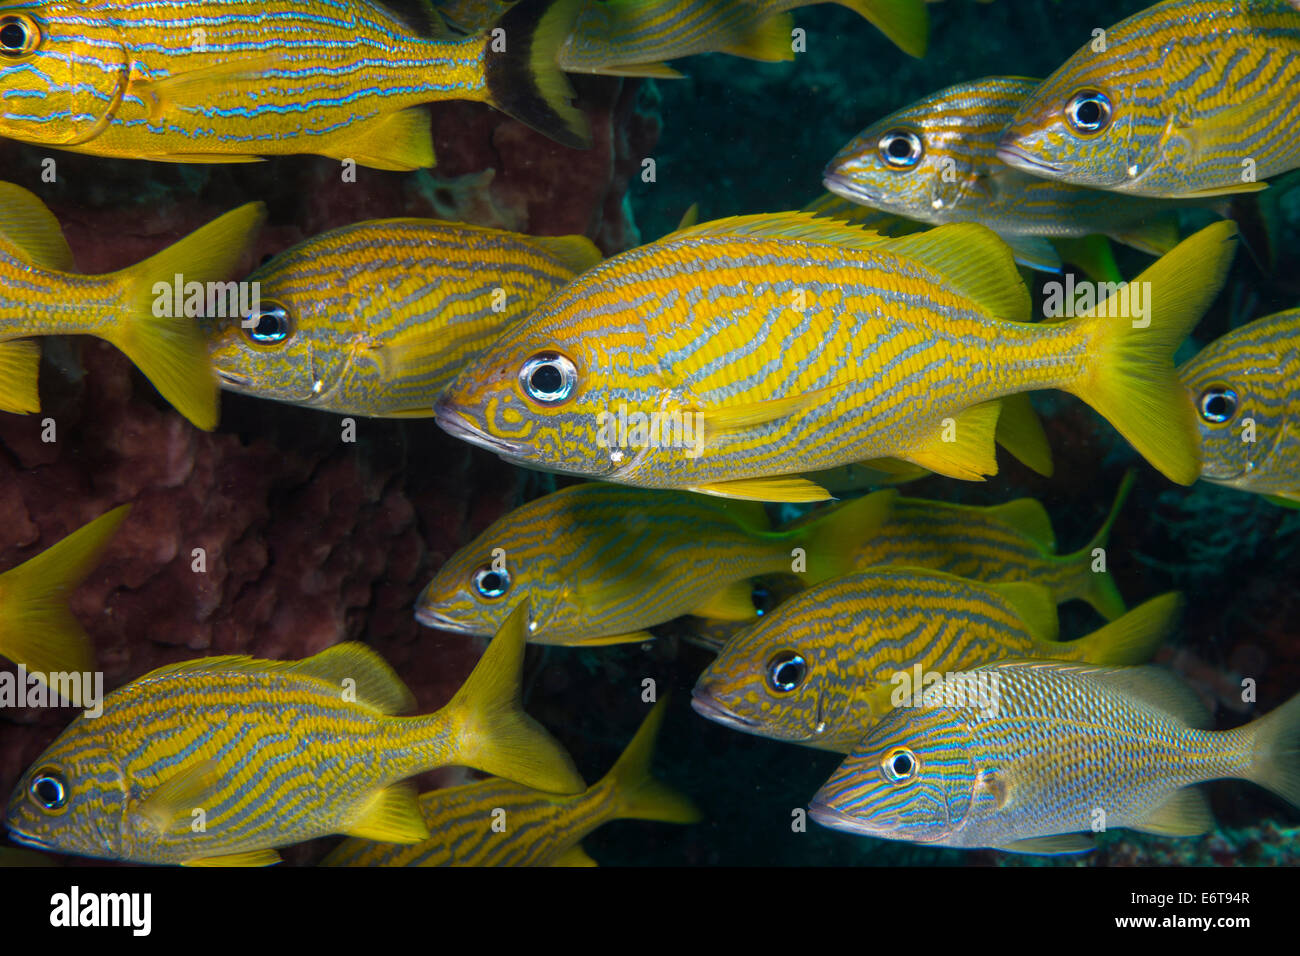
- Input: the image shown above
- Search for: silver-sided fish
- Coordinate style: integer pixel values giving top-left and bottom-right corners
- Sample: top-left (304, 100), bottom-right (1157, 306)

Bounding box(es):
top-left (1178, 308), bottom-right (1300, 506)
top-left (824, 75), bottom-right (1201, 272)
top-left (809, 660), bottom-right (1300, 853)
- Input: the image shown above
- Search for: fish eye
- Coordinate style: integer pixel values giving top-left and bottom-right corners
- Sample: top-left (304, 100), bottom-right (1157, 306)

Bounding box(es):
top-left (519, 351), bottom-right (577, 405)
top-left (28, 767), bottom-right (68, 812)
top-left (877, 128), bottom-right (923, 169)
top-left (1198, 385), bottom-right (1239, 425)
top-left (766, 650), bottom-right (807, 694)
top-left (0, 15), bottom-right (41, 58)
top-left (472, 564), bottom-right (511, 600)
top-left (882, 747), bottom-right (919, 784)
top-left (1065, 89), bottom-right (1112, 134)
top-left (243, 301), bottom-right (292, 346)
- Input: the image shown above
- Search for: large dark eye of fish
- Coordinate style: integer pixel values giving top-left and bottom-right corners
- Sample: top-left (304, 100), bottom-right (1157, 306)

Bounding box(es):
top-left (0, 15), bottom-right (41, 58)
top-left (1198, 385), bottom-right (1239, 424)
top-left (766, 650), bottom-right (807, 693)
top-left (29, 767), bottom-right (68, 812)
top-left (472, 564), bottom-right (511, 600)
top-left (1065, 89), bottom-right (1112, 134)
top-left (877, 128), bottom-right (924, 169)
top-left (519, 351), bottom-right (577, 405)
top-left (883, 748), bottom-right (919, 784)
top-left (243, 302), bottom-right (292, 346)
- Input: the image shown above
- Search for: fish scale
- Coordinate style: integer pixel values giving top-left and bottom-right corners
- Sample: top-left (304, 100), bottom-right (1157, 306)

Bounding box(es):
top-left (692, 567), bottom-right (1177, 752)
top-left (438, 213), bottom-right (1230, 500)
top-left (998, 0), bottom-right (1300, 197)
top-left (811, 660), bottom-right (1300, 851)
top-left (0, 0), bottom-right (588, 167)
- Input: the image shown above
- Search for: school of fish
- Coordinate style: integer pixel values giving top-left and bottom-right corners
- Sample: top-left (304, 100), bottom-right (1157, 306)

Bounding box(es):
top-left (1, 0), bottom-right (1298, 867)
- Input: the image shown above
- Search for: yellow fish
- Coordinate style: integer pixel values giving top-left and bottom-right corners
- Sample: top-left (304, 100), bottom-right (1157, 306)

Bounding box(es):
top-left (0, 506), bottom-right (129, 684)
top-left (4, 600), bottom-right (584, 866)
top-left (436, 215), bottom-right (1238, 502)
top-left (207, 219), bottom-right (600, 418)
top-left (0, 183), bottom-right (265, 429)
top-left (0, 0), bottom-right (589, 169)
top-left (321, 695), bottom-right (701, 866)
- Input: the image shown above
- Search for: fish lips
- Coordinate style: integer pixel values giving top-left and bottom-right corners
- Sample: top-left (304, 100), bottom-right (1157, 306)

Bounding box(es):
top-left (434, 397), bottom-right (526, 457)
top-left (994, 142), bottom-right (1061, 177)
top-left (413, 605), bottom-right (479, 634)
top-left (807, 800), bottom-right (879, 837)
top-left (4, 825), bottom-right (57, 852)
top-left (822, 170), bottom-right (879, 205)
top-left (690, 688), bottom-right (764, 733)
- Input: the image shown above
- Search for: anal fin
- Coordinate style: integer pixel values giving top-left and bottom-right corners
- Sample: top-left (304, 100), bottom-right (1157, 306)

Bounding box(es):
top-left (343, 781), bottom-right (430, 843)
top-left (906, 401), bottom-right (1001, 481)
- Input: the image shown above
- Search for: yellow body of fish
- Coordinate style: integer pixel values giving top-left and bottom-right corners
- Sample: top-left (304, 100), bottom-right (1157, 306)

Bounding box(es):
top-left (321, 696), bottom-right (701, 866)
top-left (0, 183), bottom-right (264, 429)
top-left (0, 0), bottom-right (589, 168)
top-left (436, 214), bottom-right (1238, 502)
top-left (4, 601), bottom-right (583, 865)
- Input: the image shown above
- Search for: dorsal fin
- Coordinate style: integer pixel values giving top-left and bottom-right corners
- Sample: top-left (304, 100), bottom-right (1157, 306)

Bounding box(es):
top-left (987, 581), bottom-right (1060, 643)
top-left (985, 498), bottom-right (1057, 551)
top-left (888, 224), bottom-right (1031, 322)
top-left (292, 643), bottom-right (416, 715)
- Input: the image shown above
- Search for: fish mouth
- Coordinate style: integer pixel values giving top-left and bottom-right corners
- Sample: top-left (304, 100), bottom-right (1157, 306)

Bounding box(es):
top-left (215, 369), bottom-right (251, 388)
top-left (413, 606), bottom-right (478, 634)
top-left (995, 144), bottom-right (1060, 176)
top-left (690, 690), bottom-right (762, 732)
top-left (807, 801), bottom-right (876, 835)
top-left (822, 170), bottom-right (878, 205)
top-left (434, 399), bottom-right (526, 457)
top-left (5, 827), bottom-right (55, 852)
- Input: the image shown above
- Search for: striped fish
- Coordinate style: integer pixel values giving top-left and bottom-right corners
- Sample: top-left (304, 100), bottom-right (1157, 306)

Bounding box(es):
top-left (843, 472), bottom-right (1134, 620)
top-left (996, 0), bottom-right (1300, 199)
top-left (415, 481), bottom-right (891, 646)
top-left (809, 660), bottom-right (1300, 853)
top-left (0, 506), bottom-right (129, 684)
top-left (321, 696), bottom-right (700, 866)
top-left (435, 214), bottom-right (1238, 502)
top-left (1178, 308), bottom-right (1300, 506)
top-left (439, 0), bottom-right (928, 70)
top-left (207, 220), bottom-right (599, 418)
top-left (824, 75), bottom-right (1203, 272)
top-left (3, 601), bottom-right (584, 866)
top-left (0, 0), bottom-right (589, 168)
top-left (0, 183), bottom-right (264, 429)
top-left (691, 567), bottom-right (1180, 752)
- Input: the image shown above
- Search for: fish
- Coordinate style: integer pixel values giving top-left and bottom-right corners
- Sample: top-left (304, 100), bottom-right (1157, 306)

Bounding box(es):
top-left (0, 0), bottom-right (589, 169)
top-left (3, 599), bottom-right (584, 865)
top-left (206, 219), bottom-right (600, 418)
top-left (691, 567), bottom-right (1181, 752)
top-left (0, 182), bottom-right (265, 429)
top-left (0, 506), bottom-right (129, 685)
top-left (439, 0), bottom-right (928, 70)
top-left (434, 213), bottom-right (1238, 502)
top-left (842, 471), bottom-right (1135, 620)
top-left (1178, 308), bottom-right (1300, 507)
top-left (320, 694), bottom-right (701, 866)
top-left (996, 0), bottom-right (1300, 199)
top-left (808, 659), bottom-right (1300, 853)
top-left (416, 481), bottom-right (893, 645)
top-left (824, 75), bottom-right (1202, 271)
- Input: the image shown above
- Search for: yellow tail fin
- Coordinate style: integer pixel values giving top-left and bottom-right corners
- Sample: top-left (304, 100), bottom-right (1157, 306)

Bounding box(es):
top-left (483, 0), bottom-right (591, 149)
top-left (0, 506), bottom-right (130, 682)
top-left (0, 340), bottom-right (41, 414)
top-left (602, 695), bottom-right (703, 825)
top-left (836, 0), bottom-right (929, 58)
top-left (1056, 591), bottom-right (1182, 665)
top-left (443, 599), bottom-right (585, 794)
top-left (107, 202), bottom-right (266, 430)
top-left (1066, 221), bottom-right (1238, 485)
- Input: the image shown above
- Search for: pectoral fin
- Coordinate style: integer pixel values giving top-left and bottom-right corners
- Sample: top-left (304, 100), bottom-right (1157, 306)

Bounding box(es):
top-left (138, 759), bottom-right (221, 835)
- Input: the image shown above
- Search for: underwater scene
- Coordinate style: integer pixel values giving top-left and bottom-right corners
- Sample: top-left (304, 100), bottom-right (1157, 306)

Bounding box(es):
top-left (0, 0), bottom-right (1298, 873)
